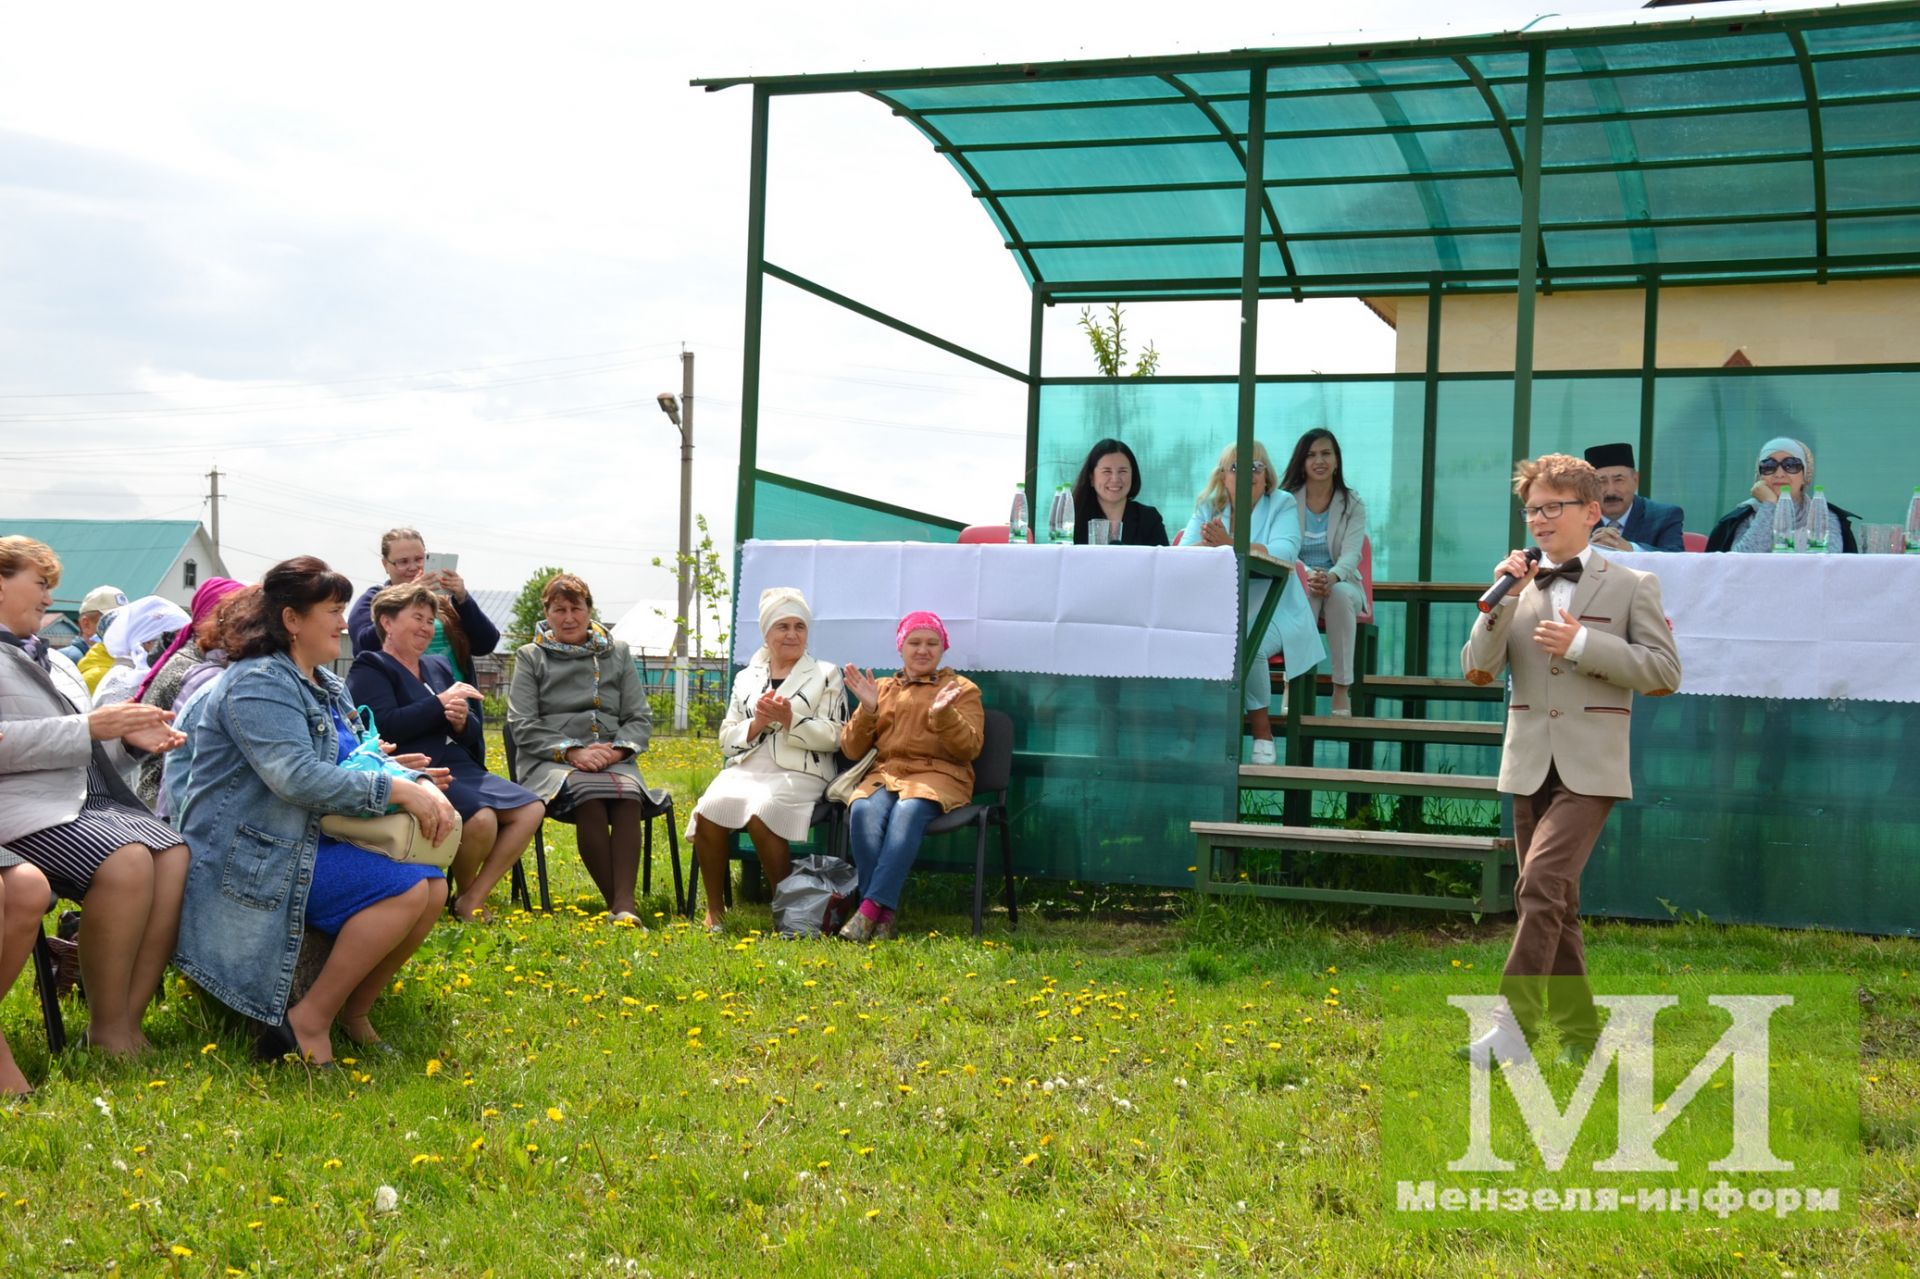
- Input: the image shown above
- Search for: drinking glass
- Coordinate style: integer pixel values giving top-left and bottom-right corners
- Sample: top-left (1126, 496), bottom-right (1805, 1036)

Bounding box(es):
top-left (1088, 519), bottom-right (1112, 546)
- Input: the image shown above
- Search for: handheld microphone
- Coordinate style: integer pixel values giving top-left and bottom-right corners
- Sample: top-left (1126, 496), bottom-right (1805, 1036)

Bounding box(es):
top-left (1477, 547), bottom-right (1542, 614)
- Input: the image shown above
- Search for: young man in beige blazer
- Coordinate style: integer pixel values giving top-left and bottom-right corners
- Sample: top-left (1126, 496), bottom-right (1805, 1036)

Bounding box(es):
top-left (1460, 454), bottom-right (1682, 1066)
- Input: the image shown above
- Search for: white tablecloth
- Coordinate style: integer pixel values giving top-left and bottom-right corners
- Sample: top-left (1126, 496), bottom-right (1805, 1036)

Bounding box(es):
top-left (735, 541), bottom-right (1240, 679)
top-left (1610, 551), bottom-right (1920, 702)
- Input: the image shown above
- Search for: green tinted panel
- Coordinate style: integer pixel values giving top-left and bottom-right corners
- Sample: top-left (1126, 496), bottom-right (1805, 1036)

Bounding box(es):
top-left (751, 475), bottom-right (963, 544)
top-left (1002, 189), bottom-right (1244, 240)
top-left (1649, 370), bottom-right (1920, 538)
top-left (936, 102), bottom-right (1212, 146)
top-left (1817, 51), bottom-right (1920, 99)
top-left (970, 142), bottom-right (1244, 190)
top-left (1828, 153), bottom-right (1920, 209)
top-left (1585, 697), bottom-right (1920, 935)
top-left (913, 673), bottom-right (1236, 887)
top-left (888, 77), bottom-right (1183, 110)
top-left (1268, 130), bottom-right (1508, 180)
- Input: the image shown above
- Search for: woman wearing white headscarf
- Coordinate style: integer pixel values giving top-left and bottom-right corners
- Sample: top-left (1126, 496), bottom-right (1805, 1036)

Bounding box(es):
top-left (1705, 436), bottom-right (1861, 553)
top-left (687, 587), bottom-right (845, 932)
top-left (91, 597), bottom-right (193, 711)
top-left (91, 596), bottom-right (192, 790)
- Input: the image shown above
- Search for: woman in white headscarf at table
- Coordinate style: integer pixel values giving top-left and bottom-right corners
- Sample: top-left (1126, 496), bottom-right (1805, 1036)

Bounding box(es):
top-left (1705, 436), bottom-right (1860, 554)
top-left (687, 588), bottom-right (846, 933)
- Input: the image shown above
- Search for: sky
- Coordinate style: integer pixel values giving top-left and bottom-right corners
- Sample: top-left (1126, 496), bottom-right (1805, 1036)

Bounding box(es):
top-left (0, 0), bottom-right (1764, 632)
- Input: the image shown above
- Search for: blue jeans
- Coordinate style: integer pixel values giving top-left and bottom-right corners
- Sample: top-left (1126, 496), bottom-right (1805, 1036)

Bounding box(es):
top-left (848, 788), bottom-right (938, 911)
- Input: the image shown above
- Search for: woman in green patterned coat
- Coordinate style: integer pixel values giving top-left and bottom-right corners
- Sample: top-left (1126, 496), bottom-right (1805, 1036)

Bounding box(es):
top-left (506, 574), bottom-right (658, 926)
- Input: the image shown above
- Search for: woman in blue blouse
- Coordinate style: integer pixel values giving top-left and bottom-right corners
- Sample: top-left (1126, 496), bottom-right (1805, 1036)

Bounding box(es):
top-left (1180, 441), bottom-right (1326, 764)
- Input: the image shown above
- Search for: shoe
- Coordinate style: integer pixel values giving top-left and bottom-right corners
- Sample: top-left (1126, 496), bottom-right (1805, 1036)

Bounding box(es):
top-left (1452, 1007), bottom-right (1533, 1070)
top-left (1555, 1041), bottom-right (1595, 1068)
top-left (610, 911), bottom-right (648, 932)
top-left (873, 917), bottom-right (896, 941)
top-left (254, 1018), bottom-right (303, 1063)
top-left (1249, 739), bottom-right (1277, 766)
top-left (837, 912), bottom-right (878, 943)
top-left (350, 1039), bottom-right (402, 1058)
top-left (1329, 707), bottom-right (1353, 718)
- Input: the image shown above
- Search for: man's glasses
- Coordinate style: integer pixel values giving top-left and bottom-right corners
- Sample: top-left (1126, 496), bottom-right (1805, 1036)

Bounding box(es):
top-left (1757, 457), bottom-right (1805, 476)
top-left (1519, 500), bottom-right (1575, 521)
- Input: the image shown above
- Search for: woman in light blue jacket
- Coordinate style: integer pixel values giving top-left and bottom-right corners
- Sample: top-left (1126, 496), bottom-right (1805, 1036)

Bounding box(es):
top-left (173, 557), bottom-right (457, 1067)
top-left (1180, 441), bottom-right (1326, 764)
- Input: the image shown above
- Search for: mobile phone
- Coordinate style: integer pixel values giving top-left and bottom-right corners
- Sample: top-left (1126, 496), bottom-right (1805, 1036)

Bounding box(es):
top-left (424, 552), bottom-right (459, 576)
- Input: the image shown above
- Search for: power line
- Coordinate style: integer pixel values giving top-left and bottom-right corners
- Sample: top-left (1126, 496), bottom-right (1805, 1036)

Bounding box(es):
top-left (0, 340), bottom-right (692, 400)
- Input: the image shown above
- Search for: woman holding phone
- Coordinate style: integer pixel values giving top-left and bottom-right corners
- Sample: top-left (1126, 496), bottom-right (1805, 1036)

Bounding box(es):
top-left (345, 528), bottom-right (500, 681)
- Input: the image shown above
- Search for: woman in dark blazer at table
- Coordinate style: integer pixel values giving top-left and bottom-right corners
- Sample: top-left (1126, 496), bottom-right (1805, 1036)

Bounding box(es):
top-left (347, 583), bottom-right (544, 922)
top-left (1069, 438), bottom-right (1170, 546)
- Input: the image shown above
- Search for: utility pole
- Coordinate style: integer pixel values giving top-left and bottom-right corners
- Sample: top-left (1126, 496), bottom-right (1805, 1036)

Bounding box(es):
top-left (657, 348), bottom-right (694, 731)
top-left (206, 466), bottom-right (223, 554)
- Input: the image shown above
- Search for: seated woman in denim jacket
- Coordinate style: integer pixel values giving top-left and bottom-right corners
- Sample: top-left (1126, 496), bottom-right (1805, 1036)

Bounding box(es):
top-left (173, 557), bottom-right (458, 1066)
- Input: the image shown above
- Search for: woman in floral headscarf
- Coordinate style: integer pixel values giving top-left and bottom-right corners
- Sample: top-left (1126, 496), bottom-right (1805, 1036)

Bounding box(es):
top-left (837, 611), bottom-right (984, 942)
top-left (506, 574), bottom-right (656, 926)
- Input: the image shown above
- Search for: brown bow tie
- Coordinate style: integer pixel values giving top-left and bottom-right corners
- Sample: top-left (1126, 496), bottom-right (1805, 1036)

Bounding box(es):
top-left (1535, 561), bottom-right (1583, 587)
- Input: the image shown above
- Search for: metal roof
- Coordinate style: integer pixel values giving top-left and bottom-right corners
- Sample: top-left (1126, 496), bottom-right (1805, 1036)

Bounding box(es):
top-left (4, 518), bottom-right (211, 613)
top-left (698, 1), bottom-right (1920, 298)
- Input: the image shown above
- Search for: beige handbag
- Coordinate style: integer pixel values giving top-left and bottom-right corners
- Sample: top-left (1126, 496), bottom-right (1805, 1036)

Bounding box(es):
top-left (825, 749), bottom-right (879, 806)
top-left (320, 811), bottom-right (463, 868)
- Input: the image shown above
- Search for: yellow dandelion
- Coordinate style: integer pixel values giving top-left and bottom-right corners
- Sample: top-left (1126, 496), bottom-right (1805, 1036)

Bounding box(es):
top-left (322, 1158), bottom-right (342, 1170)
top-left (816, 1160), bottom-right (831, 1171)
top-left (246, 1221), bottom-right (264, 1230)
top-left (267, 1195), bottom-right (286, 1206)
top-left (546, 1107), bottom-right (565, 1123)
top-left (864, 1208), bottom-right (881, 1220)
top-left (424, 1059), bottom-right (443, 1077)
top-left (1039, 1133), bottom-right (1054, 1146)
top-left (858, 1146), bottom-right (875, 1156)
top-left (200, 1043), bottom-right (218, 1055)
top-left (170, 1245), bottom-right (193, 1258)
top-left (470, 1137), bottom-right (486, 1152)
top-left (1019, 1153), bottom-right (1040, 1168)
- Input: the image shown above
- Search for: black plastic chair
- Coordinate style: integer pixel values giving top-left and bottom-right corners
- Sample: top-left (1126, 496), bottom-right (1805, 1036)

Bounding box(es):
top-left (919, 708), bottom-right (1017, 939)
top-left (503, 723), bottom-right (686, 915)
top-left (32, 917), bottom-right (66, 1054)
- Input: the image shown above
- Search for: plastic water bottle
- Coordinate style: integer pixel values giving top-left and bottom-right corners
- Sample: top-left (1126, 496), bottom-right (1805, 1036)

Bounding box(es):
top-left (1056, 484), bottom-right (1075, 543)
top-left (1905, 486), bottom-right (1920, 553)
top-left (1771, 488), bottom-right (1796, 553)
top-left (1009, 482), bottom-right (1029, 544)
top-left (1043, 485), bottom-right (1063, 542)
top-left (1807, 487), bottom-right (1831, 554)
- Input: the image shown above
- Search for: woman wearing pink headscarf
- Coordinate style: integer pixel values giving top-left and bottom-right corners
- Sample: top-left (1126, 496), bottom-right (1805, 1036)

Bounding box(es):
top-left (837, 611), bottom-right (984, 942)
top-left (132, 577), bottom-right (245, 808)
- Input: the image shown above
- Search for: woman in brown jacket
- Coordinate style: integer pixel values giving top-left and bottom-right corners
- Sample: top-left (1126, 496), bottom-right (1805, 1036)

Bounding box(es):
top-left (837, 611), bottom-right (983, 941)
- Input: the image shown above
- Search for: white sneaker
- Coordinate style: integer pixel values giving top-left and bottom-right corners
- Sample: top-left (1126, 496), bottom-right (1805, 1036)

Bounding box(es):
top-left (1249, 738), bottom-right (1277, 766)
top-left (1453, 1006), bottom-right (1532, 1070)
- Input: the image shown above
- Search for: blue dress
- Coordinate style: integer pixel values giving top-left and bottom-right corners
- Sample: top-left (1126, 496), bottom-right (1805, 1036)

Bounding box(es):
top-left (304, 705), bottom-right (444, 935)
top-left (346, 650), bottom-right (539, 821)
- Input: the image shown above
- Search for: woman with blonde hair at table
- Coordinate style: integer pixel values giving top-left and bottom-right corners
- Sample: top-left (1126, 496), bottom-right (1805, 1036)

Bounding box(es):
top-left (688, 587), bottom-right (845, 933)
top-left (1179, 441), bottom-right (1325, 763)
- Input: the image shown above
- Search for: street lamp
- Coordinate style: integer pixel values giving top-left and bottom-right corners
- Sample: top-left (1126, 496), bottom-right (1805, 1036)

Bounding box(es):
top-left (657, 354), bottom-right (693, 730)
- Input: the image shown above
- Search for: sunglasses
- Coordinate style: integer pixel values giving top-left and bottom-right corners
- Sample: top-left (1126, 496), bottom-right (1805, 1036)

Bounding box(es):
top-left (1757, 457), bottom-right (1805, 476)
top-left (1226, 461), bottom-right (1267, 474)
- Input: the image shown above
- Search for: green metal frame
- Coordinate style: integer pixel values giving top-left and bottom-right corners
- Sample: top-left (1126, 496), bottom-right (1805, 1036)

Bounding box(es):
top-left (706, 4), bottom-right (1920, 903)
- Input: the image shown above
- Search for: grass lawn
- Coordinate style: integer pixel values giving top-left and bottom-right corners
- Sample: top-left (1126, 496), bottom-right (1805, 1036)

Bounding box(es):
top-left (3, 734), bottom-right (1917, 1276)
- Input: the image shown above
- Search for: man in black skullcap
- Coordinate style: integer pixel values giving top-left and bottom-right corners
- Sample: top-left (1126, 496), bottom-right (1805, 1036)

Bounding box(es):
top-left (1582, 443), bottom-right (1685, 552)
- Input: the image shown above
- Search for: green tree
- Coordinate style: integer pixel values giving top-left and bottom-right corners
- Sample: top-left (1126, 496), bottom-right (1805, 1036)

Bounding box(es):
top-left (1078, 302), bottom-right (1160, 378)
top-left (650, 513), bottom-right (731, 660)
top-left (509, 565), bottom-right (570, 648)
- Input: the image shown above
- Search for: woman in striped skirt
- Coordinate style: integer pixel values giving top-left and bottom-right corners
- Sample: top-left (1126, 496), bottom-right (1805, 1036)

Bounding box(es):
top-left (0, 536), bottom-right (190, 1062)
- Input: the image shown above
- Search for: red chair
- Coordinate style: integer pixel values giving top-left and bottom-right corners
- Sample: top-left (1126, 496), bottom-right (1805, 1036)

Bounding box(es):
top-left (1682, 531), bottom-right (1707, 552)
top-left (959, 524), bottom-right (1010, 544)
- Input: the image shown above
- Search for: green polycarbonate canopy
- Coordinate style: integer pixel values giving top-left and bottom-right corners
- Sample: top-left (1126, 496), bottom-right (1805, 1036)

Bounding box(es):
top-left (700, 2), bottom-right (1920, 299)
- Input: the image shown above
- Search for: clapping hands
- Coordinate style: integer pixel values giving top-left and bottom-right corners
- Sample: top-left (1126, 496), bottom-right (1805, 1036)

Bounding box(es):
top-left (844, 665), bottom-right (881, 707)
top-left (750, 690), bottom-right (793, 735)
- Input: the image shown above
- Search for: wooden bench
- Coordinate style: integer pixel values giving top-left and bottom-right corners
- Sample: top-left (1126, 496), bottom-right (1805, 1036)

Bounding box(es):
top-left (1192, 821), bottom-right (1515, 913)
